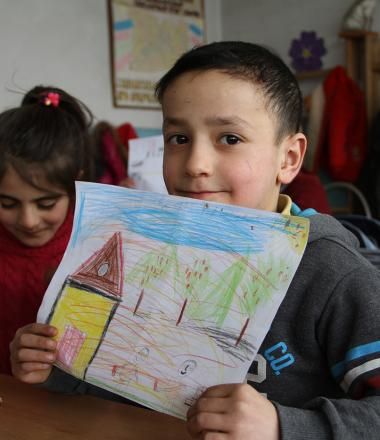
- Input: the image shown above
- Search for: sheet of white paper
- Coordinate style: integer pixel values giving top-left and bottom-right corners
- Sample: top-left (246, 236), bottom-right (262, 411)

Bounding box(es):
top-left (128, 135), bottom-right (166, 193)
top-left (38, 182), bottom-right (309, 419)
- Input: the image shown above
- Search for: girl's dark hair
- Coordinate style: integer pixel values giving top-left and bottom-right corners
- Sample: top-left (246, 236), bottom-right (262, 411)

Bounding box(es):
top-left (0, 85), bottom-right (94, 195)
top-left (155, 41), bottom-right (303, 143)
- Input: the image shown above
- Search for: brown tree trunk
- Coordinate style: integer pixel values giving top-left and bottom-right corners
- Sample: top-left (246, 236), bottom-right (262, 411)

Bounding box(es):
top-left (235, 317), bottom-right (250, 346)
top-left (176, 298), bottom-right (188, 326)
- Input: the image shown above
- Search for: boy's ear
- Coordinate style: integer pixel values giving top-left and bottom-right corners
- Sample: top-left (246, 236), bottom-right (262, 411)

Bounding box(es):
top-left (277, 133), bottom-right (307, 185)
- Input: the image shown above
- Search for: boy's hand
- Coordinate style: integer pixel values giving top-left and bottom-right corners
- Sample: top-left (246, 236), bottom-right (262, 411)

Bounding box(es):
top-left (187, 383), bottom-right (280, 440)
top-left (119, 177), bottom-right (136, 188)
top-left (10, 323), bottom-right (58, 384)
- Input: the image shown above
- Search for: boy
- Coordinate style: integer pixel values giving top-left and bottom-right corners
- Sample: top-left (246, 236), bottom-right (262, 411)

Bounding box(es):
top-left (10, 42), bottom-right (380, 439)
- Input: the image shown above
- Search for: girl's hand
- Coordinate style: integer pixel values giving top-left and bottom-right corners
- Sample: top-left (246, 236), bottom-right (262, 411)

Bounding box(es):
top-left (10, 323), bottom-right (58, 384)
top-left (187, 383), bottom-right (280, 440)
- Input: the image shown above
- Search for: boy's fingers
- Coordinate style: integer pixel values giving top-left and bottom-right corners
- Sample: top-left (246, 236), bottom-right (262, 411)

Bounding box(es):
top-left (18, 333), bottom-right (57, 351)
top-left (186, 384), bottom-right (241, 423)
top-left (187, 397), bottom-right (229, 419)
top-left (11, 324), bottom-right (57, 350)
top-left (13, 369), bottom-right (52, 385)
top-left (187, 396), bottom-right (232, 436)
top-left (14, 323), bottom-right (57, 338)
top-left (15, 347), bottom-right (56, 364)
top-left (24, 323), bottom-right (57, 337)
top-left (201, 383), bottom-right (239, 398)
top-left (187, 412), bottom-right (228, 436)
top-left (119, 177), bottom-right (135, 188)
top-left (18, 361), bottom-right (53, 373)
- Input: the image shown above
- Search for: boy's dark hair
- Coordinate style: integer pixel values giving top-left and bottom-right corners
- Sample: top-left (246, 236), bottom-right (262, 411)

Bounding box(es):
top-left (155, 41), bottom-right (303, 143)
top-left (0, 85), bottom-right (94, 195)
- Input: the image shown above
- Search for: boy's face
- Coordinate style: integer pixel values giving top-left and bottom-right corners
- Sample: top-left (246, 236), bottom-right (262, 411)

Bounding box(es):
top-left (161, 70), bottom-right (304, 212)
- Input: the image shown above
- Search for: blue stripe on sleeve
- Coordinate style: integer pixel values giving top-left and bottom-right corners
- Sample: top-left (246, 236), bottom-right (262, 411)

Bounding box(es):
top-left (331, 341), bottom-right (380, 378)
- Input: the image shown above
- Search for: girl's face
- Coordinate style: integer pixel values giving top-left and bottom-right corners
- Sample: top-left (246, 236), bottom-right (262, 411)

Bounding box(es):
top-left (0, 165), bottom-right (70, 247)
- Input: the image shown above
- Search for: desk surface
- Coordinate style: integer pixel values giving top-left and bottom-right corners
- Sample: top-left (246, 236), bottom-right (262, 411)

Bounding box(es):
top-left (0, 374), bottom-right (190, 439)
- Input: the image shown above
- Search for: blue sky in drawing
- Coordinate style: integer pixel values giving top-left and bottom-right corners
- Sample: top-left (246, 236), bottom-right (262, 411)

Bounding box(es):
top-left (72, 183), bottom-right (302, 254)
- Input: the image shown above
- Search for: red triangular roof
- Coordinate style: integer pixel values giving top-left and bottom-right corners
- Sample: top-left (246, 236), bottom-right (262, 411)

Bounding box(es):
top-left (71, 232), bottom-right (123, 297)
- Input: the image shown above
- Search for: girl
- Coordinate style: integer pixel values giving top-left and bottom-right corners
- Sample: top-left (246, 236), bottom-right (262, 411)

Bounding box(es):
top-left (0, 85), bottom-right (94, 374)
top-left (91, 120), bottom-right (136, 188)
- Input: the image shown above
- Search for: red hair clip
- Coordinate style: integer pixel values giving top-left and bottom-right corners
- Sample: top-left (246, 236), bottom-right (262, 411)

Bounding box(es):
top-left (42, 92), bottom-right (60, 107)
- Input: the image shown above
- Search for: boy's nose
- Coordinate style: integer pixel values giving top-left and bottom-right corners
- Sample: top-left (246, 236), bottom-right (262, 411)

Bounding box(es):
top-left (18, 206), bottom-right (40, 230)
top-left (185, 142), bottom-right (214, 177)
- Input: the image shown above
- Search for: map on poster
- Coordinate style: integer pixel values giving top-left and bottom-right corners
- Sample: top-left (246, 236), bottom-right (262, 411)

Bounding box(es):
top-left (109, 0), bottom-right (205, 108)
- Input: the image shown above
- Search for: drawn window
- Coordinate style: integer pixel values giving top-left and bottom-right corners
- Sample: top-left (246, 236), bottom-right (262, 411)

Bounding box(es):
top-left (57, 325), bottom-right (86, 368)
top-left (97, 262), bottom-right (110, 277)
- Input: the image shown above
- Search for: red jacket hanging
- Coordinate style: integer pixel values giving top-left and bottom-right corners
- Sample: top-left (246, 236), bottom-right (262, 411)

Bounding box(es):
top-left (318, 66), bottom-right (368, 182)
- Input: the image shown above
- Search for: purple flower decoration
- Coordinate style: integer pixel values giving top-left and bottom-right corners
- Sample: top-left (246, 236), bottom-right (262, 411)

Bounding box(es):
top-left (289, 31), bottom-right (326, 72)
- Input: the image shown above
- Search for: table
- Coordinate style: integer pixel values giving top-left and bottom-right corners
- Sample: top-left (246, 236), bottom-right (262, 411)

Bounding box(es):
top-left (0, 374), bottom-right (190, 439)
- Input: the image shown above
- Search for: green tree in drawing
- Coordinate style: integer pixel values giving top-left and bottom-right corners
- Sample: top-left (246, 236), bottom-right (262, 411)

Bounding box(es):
top-left (184, 253), bottom-right (289, 346)
top-left (174, 257), bottom-right (211, 325)
top-left (183, 257), bottom-right (250, 326)
top-left (235, 254), bottom-right (289, 345)
top-left (125, 245), bottom-right (176, 314)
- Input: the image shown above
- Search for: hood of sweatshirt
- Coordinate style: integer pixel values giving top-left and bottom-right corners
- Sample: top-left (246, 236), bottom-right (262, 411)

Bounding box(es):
top-left (290, 204), bottom-right (359, 249)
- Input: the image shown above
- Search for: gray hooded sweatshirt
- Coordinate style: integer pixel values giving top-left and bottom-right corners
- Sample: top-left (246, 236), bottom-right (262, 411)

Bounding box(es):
top-left (249, 210), bottom-right (380, 439)
top-left (43, 210), bottom-right (380, 439)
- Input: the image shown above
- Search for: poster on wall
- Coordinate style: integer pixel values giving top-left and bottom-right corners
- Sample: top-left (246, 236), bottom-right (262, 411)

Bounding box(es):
top-left (108, 0), bottom-right (205, 109)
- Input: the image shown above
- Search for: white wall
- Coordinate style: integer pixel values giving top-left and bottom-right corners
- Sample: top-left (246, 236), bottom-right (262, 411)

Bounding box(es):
top-left (221, 0), bottom-right (380, 95)
top-left (4, 0), bottom-right (376, 128)
top-left (0, 0), bottom-right (221, 129)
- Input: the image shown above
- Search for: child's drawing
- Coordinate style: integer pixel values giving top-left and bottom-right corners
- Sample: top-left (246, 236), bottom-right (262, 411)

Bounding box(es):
top-left (38, 182), bottom-right (309, 419)
top-left (128, 135), bottom-right (166, 193)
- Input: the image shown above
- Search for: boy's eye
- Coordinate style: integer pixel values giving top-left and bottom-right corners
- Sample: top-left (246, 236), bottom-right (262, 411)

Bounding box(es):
top-left (166, 134), bottom-right (189, 145)
top-left (220, 134), bottom-right (241, 145)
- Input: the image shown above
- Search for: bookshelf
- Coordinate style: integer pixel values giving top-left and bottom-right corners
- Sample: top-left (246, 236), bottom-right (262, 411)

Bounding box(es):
top-left (340, 30), bottom-right (380, 122)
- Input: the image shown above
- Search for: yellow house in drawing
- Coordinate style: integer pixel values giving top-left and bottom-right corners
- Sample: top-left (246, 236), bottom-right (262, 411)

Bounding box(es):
top-left (47, 232), bottom-right (124, 379)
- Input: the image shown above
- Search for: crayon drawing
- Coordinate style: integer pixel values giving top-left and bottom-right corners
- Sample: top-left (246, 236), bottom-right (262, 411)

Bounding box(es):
top-left (38, 182), bottom-right (309, 419)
